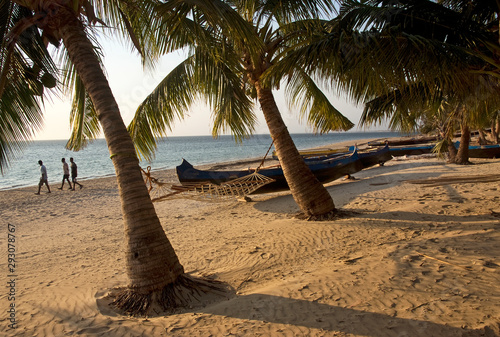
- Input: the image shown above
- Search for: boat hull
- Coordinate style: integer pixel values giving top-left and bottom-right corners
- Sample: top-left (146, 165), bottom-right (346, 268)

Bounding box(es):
top-left (358, 145), bottom-right (392, 168)
top-left (468, 144), bottom-right (500, 158)
top-left (305, 145), bottom-right (392, 169)
top-left (176, 152), bottom-right (363, 194)
top-left (386, 143), bottom-right (500, 158)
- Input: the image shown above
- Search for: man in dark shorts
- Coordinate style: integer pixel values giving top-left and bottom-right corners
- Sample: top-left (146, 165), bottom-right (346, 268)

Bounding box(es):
top-left (69, 157), bottom-right (83, 190)
top-left (35, 160), bottom-right (51, 194)
top-left (58, 158), bottom-right (72, 190)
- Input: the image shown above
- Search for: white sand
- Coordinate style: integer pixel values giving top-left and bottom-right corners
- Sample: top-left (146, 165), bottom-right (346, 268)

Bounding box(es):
top-left (1, 150), bottom-right (499, 336)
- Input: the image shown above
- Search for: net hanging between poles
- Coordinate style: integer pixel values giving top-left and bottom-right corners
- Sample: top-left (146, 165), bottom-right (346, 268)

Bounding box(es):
top-left (141, 166), bottom-right (275, 203)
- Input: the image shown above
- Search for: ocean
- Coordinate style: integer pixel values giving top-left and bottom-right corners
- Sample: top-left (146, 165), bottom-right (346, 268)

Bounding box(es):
top-left (0, 131), bottom-right (401, 190)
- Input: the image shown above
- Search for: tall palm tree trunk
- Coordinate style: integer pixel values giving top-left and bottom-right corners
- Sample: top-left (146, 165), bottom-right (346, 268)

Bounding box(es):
top-left (447, 139), bottom-right (458, 163)
top-left (455, 123), bottom-right (471, 164)
top-left (493, 117), bottom-right (500, 144)
top-left (478, 129), bottom-right (488, 145)
top-left (57, 10), bottom-right (184, 297)
top-left (254, 82), bottom-right (335, 216)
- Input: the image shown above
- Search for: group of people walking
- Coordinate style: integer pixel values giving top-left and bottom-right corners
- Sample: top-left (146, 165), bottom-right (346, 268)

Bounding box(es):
top-left (36, 157), bottom-right (83, 194)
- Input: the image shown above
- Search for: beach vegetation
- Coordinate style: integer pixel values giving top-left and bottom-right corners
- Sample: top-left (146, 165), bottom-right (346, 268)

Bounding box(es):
top-left (1, 0), bottom-right (241, 316)
top-left (0, 1), bottom-right (59, 173)
top-left (128, 0), bottom-right (356, 218)
top-left (271, 0), bottom-right (500, 164)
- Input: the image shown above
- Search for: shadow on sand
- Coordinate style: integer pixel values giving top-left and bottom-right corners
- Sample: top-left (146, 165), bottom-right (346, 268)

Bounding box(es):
top-left (197, 292), bottom-right (494, 337)
top-left (91, 290), bottom-right (496, 337)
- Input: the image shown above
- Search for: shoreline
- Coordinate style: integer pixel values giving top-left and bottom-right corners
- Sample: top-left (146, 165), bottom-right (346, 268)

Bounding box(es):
top-left (1, 132), bottom-right (405, 192)
top-left (0, 137), bottom-right (392, 192)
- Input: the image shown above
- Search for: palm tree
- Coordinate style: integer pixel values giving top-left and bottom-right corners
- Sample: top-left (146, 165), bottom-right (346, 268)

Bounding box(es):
top-left (360, 80), bottom-right (500, 164)
top-left (128, 0), bottom-right (355, 218)
top-left (0, 1), bottom-right (57, 173)
top-left (1, 0), bottom-right (244, 316)
top-left (271, 0), bottom-right (500, 164)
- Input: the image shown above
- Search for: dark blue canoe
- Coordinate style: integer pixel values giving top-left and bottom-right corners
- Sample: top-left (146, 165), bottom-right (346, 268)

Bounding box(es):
top-left (176, 150), bottom-right (364, 194)
top-left (385, 142), bottom-right (500, 158)
top-left (356, 144), bottom-right (392, 168)
top-left (305, 144), bottom-right (392, 169)
top-left (386, 144), bottom-right (435, 157)
top-left (468, 144), bottom-right (500, 158)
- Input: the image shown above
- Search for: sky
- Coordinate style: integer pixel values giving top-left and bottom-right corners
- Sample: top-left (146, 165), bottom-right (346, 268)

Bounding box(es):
top-left (34, 37), bottom-right (386, 141)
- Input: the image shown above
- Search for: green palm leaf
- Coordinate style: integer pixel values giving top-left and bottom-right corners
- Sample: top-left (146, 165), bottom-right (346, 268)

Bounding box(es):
top-left (128, 58), bottom-right (195, 160)
top-left (286, 69), bottom-right (354, 133)
top-left (0, 1), bottom-right (58, 172)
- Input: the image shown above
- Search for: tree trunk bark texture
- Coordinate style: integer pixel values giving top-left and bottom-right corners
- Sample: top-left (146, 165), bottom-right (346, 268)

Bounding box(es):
top-left (455, 124), bottom-right (471, 164)
top-left (493, 118), bottom-right (500, 144)
top-left (478, 129), bottom-right (487, 145)
top-left (254, 82), bottom-right (335, 216)
top-left (57, 12), bottom-right (184, 293)
top-left (447, 138), bottom-right (458, 163)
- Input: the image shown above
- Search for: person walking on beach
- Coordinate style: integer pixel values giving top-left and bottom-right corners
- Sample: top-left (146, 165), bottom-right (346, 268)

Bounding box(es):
top-left (58, 158), bottom-right (72, 190)
top-left (35, 160), bottom-right (51, 194)
top-left (69, 157), bottom-right (83, 190)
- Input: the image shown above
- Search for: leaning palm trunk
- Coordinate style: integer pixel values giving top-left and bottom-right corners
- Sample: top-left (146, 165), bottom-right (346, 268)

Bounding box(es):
top-left (455, 124), bottom-right (471, 164)
top-left (56, 10), bottom-right (199, 315)
top-left (440, 130), bottom-right (457, 163)
top-left (255, 82), bottom-right (335, 216)
top-left (447, 139), bottom-right (458, 163)
top-left (478, 129), bottom-right (488, 145)
top-left (493, 117), bottom-right (500, 144)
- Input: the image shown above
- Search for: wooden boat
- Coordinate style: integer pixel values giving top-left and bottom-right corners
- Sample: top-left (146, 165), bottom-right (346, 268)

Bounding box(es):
top-left (367, 136), bottom-right (439, 147)
top-left (387, 144), bottom-right (435, 157)
top-left (272, 146), bottom-right (349, 160)
top-left (305, 144), bottom-right (392, 169)
top-left (468, 144), bottom-right (500, 158)
top-left (358, 144), bottom-right (392, 168)
top-left (386, 142), bottom-right (500, 158)
top-left (176, 150), bottom-right (364, 194)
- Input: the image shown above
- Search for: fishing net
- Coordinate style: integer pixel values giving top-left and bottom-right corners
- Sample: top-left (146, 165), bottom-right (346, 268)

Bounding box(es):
top-left (141, 166), bottom-right (275, 202)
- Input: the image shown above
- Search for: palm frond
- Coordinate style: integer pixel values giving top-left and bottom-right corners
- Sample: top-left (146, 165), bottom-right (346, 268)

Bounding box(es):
top-left (0, 72), bottom-right (45, 173)
top-left (65, 75), bottom-right (101, 151)
top-left (286, 69), bottom-right (354, 133)
top-left (191, 48), bottom-right (256, 139)
top-left (0, 1), bottom-right (58, 172)
top-left (360, 83), bottom-right (440, 133)
top-left (258, 0), bottom-right (336, 25)
top-left (152, 0), bottom-right (262, 56)
top-left (128, 57), bottom-right (196, 161)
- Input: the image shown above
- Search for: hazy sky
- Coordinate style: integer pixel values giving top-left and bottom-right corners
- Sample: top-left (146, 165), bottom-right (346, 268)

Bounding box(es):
top-left (34, 37), bottom-right (383, 141)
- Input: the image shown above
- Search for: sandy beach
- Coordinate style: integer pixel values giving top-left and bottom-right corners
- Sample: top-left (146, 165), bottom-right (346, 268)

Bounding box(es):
top-left (1, 142), bottom-right (499, 336)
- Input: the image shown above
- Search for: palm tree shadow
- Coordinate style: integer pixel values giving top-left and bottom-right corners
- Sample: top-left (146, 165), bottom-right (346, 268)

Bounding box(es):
top-left (198, 293), bottom-right (489, 337)
top-left (56, 289), bottom-right (494, 337)
top-left (253, 160), bottom-right (448, 215)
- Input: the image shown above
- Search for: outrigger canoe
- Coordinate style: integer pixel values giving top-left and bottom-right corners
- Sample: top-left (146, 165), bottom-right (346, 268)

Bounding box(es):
top-left (367, 136), bottom-right (439, 147)
top-left (176, 150), bottom-right (363, 194)
top-left (381, 143), bottom-right (500, 158)
top-left (305, 144), bottom-right (392, 169)
top-left (272, 146), bottom-right (349, 160)
top-left (468, 144), bottom-right (500, 158)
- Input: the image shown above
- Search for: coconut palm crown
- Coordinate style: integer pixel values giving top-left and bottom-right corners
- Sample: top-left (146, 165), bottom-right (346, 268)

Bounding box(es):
top-left (0, 1), bottom-right (58, 173)
top-left (129, 0), bottom-right (355, 217)
top-left (269, 0), bottom-right (500, 163)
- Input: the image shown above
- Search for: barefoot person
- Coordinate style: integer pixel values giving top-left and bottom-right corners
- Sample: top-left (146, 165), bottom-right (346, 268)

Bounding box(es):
top-left (57, 158), bottom-right (72, 190)
top-left (35, 160), bottom-right (51, 195)
top-left (69, 157), bottom-right (83, 190)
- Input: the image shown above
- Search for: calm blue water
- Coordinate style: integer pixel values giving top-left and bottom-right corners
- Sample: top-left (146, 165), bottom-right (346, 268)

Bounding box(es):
top-left (0, 131), bottom-right (400, 190)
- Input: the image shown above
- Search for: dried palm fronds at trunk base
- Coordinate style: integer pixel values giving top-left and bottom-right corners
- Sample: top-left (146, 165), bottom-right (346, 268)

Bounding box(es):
top-left (107, 275), bottom-right (234, 317)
